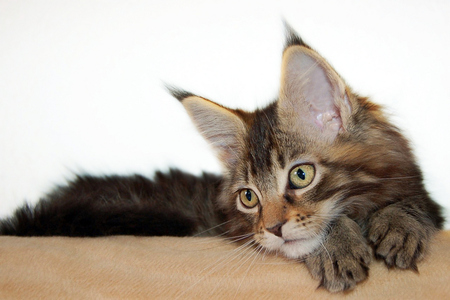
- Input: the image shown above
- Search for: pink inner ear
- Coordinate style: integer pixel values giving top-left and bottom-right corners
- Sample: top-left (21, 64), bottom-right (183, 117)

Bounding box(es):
top-left (281, 46), bottom-right (349, 140)
top-left (312, 109), bottom-right (342, 132)
top-left (301, 60), bottom-right (342, 132)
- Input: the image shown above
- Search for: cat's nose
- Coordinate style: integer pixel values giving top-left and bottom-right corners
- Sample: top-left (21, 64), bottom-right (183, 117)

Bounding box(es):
top-left (266, 222), bottom-right (284, 237)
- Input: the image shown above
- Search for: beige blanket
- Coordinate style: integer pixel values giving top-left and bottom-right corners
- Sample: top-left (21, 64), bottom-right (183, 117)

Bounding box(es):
top-left (1, 232), bottom-right (449, 299)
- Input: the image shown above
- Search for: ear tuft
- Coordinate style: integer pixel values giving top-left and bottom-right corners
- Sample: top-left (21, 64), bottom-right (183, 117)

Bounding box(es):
top-left (165, 84), bottom-right (196, 102)
top-left (283, 20), bottom-right (310, 50)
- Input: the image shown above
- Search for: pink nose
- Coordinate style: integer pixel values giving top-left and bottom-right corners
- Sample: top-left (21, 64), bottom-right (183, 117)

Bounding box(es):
top-left (266, 222), bottom-right (284, 237)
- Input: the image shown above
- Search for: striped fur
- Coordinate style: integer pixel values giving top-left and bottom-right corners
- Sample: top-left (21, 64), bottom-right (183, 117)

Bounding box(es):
top-left (1, 26), bottom-right (444, 292)
top-left (178, 27), bottom-right (444, 292)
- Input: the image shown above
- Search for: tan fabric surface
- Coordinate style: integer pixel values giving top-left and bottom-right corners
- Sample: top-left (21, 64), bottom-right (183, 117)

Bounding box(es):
top-left (0, 231), bottom-right (449, 299)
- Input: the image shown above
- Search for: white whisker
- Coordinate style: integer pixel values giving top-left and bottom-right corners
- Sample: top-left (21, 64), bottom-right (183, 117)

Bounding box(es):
top-left (193, 220), bottom-right (233, 237)
top-left (175, 239), bottom-right (255, 299)
top-left (203, 240), bottom-right (258, 297)
top-left (233, 245), bottom-right (264, 299)
top-left (225, 233), bottom-right (255, 244)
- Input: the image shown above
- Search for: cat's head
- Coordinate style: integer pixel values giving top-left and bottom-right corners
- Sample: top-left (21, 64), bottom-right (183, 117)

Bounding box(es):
top-left (170, 27), bottom-right (416, 259)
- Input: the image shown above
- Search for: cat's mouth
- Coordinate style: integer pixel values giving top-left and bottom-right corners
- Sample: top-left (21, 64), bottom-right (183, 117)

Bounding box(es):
top-left (283, 238), bottom-right (307, 244)
top-left (276, 236), bottom-right (324, 259)
top-left (257, 229), bottom-right (325, 259)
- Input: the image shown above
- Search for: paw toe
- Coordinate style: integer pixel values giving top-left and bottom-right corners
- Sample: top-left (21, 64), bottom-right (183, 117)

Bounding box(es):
top-left (369, 207), bottom-right (430, 270)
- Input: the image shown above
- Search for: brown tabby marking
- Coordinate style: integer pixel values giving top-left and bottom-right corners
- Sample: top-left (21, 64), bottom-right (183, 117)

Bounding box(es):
top-left (0, 25), bottom-right (444, 293)
top-left (177, 26), bottom-right (443, 292)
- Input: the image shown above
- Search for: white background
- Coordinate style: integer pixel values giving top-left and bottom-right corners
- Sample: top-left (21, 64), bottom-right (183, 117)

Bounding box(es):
top-left (1, 0), bottom-right (449, 228)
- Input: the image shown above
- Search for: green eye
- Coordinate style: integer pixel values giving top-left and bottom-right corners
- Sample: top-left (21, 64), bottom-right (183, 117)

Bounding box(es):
top-left (289, 164), bottom-right (315, 189)
top-left (239, 189), bottom-right (259, 208)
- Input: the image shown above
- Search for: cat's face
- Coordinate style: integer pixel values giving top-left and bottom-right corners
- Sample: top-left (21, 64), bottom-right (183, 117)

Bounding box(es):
top-left (174, 29), bottom-right (410, 259)
top-left (230, 131), bottom-right (336, 259)
top-left (213, 103), bottom-right (359, 259)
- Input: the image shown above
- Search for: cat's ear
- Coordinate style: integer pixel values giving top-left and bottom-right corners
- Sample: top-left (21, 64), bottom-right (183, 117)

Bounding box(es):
top-left (167, 87), bottom-right (246, 169)
top-left (278, 31), bottom-right (352, 142)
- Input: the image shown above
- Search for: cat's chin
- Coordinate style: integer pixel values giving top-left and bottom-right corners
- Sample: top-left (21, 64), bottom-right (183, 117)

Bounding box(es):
top-left (280, 237), bottom-right (322, 259)
top-left (260, 235), bottom-right (323, 259)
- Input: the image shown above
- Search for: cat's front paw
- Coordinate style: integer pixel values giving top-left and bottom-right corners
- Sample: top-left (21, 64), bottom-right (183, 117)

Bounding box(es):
top-left (368, 204), bottom-right (432, 270)
top-left (305, 216), bottom-right (371, 292)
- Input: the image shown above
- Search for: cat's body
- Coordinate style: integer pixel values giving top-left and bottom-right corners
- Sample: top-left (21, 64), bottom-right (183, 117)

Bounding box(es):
top-left (0, 169), bottom-right (225, 237)
top-left (0, 26), bottom-right (444, 292)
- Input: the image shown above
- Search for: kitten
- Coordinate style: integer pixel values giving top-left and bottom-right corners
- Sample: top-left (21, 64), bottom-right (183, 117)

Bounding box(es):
top-left (0, 25), bottom-right (444, 292)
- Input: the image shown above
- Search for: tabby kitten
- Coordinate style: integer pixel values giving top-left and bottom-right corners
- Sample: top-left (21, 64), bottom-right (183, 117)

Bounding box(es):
top-left (0, 26), bottom-right (444, 292)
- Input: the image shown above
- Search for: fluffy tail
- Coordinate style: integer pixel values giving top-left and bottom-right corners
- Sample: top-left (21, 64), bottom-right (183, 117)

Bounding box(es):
top-left (0, 169), bottom-right (224, 237)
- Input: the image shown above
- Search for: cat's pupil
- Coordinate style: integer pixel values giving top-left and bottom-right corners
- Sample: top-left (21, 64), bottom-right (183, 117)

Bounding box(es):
top-left (245, 190), bottom-right (252, 201)
top-left (296, 169), bottom-right (306, 180)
